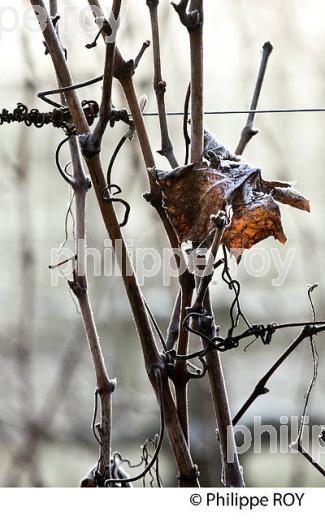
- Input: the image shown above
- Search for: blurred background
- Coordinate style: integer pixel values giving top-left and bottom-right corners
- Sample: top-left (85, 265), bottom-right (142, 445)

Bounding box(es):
top-left (0, 0), bottom-right (325, 487)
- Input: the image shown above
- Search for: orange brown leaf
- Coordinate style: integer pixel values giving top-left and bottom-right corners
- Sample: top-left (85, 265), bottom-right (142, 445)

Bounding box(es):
top-left (154, 131), bottom-right (310, 254)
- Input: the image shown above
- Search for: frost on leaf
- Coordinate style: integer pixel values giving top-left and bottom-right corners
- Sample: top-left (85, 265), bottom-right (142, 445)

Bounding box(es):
top-left (223, 170), bottom-right (310, 252)
top-left (154, 162), bottom-right (257, 243)
top-left (152, 130), bottom-right (310, 253)
top-left (204, 130), bottom-right (241, 164)
top-left (223, 174), bottom-right (287, 251)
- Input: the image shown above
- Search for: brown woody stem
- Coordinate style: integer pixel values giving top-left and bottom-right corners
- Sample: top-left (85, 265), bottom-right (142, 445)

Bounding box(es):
top-left (233, 325), bottom-right (325, 426)
top-left (193, 219), bottom-right (226, 310)
top-left (235, 41), bottom-right (273, 155)
top-left (70, 137), bottom-right (115, 480)
top-left (146, 0), bottom-right (179, 168)
top-left (189, 0), bottom-right (204, 163)
top-left (49, 0), bottom-right (115, 480)
top-left (204, 293), bottom-right (245, 487)
top-left (174, 275), bottom-right (194, 444)
top-left (166, 290), bottom-right (182, 351)
top-left (173, 0), bottom-right (204, 162)
top-left (92, 0), bottom-right (122, 148)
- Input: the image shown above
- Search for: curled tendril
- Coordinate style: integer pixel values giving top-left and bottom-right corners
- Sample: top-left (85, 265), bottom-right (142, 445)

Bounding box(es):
top-left (102, 186), bottom-right (130, 228)
top-left (0, 101), bottom-right (99, 130)
top-left (104, 370), bottom-right (165, 487)
top-left (183, 83), bottom-right (191, 165)
top-left (221, 245), bottom-right (251, 338)
top-left (55, 134), bottom-right (76, 187)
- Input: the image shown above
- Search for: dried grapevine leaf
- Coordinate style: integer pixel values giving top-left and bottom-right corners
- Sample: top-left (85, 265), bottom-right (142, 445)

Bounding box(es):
top-left (153, 130), bottom-right (310, 253)
top-left (155, 162), bottom-right (257, 243)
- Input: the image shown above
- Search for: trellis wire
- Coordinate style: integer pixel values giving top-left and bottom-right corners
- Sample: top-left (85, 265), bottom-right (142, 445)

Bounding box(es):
top-left (2, 105), bottom-right (325, 129)
top-left (141, 107), bottom-right (325, 116)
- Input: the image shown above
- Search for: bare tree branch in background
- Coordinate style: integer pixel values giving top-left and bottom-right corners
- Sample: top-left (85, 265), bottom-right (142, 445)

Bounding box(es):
top-left (6, 330), bottom-right (84, 486)
top-left (12, 27), bottom-right (41, 487)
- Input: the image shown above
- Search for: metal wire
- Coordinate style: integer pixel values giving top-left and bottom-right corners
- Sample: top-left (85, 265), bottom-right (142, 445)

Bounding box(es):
top-left (3, 103), bottom-right (325, 130)
top-left (141, 107), bottom-right (325, 117)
